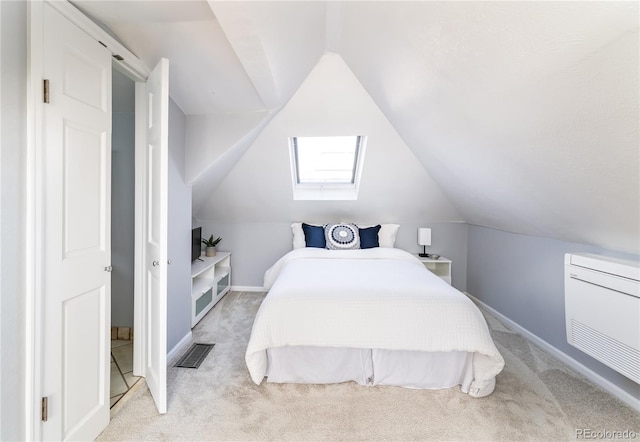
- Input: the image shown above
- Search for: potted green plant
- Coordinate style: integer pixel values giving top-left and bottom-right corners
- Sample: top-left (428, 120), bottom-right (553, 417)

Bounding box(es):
top-left (202, 235), bottom-right (222, 257)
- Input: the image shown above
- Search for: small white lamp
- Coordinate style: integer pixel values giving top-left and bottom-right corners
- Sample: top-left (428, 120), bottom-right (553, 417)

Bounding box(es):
top-left (418, 228), bottom-right (431, 257)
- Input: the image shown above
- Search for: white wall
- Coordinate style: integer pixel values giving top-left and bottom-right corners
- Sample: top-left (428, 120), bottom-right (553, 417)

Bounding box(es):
top-left (193, 53), bottom-right (466, 291)
top-left (195, 53), bottom-right (462, 224)
top-left (0, 1), bottom-right (27, 439)
top-left (185, 111), bottom-right (269, 185)
top-left (467, 225), bottom-right (640, 399)
top-left (187, 110), bottom-right (276, 213)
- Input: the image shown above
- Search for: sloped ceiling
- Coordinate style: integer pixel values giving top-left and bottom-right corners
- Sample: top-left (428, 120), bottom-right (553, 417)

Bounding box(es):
top-left (72, 1), bottom-right (639, 253)
top-left (196, 52), bottom-right (463, 223)
top-left (336, 2), bottom-right (639, 253)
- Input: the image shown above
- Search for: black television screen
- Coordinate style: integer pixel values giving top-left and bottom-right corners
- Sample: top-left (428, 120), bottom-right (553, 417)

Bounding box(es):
top-left (192, 227), bottom-right (202, 261)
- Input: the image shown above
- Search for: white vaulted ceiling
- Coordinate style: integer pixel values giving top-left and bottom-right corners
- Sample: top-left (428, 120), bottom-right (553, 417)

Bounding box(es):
top-left (71, 0), bottom-right (639, 253)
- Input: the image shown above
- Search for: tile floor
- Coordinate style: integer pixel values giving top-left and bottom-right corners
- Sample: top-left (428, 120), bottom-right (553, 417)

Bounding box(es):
top-left (110, 340), bottom-right (140, 408)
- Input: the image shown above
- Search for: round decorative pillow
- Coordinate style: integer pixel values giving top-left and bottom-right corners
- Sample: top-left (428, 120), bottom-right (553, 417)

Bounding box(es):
top-left (324, 223), bottom-right (360, 250)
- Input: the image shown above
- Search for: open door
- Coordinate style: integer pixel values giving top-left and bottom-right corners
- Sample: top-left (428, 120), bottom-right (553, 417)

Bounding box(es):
top-left (30, 1), bottom-right (168, 438)
top-left (134, 58), bottom-right (170, 414)
top-left (40, 2), bottom-right (112, 440)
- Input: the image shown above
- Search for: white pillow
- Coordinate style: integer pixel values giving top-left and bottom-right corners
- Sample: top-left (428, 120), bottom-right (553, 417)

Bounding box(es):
top-left (291, 223), bottom-right (305, 249)
top-left (376, 224), bottom-right (400, 248)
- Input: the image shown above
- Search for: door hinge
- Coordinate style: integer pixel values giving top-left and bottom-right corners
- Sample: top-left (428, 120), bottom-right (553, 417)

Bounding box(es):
top-left (43, 79), bottom-right (50, 104)
top-left (41, 397), bottom-right (48, 422)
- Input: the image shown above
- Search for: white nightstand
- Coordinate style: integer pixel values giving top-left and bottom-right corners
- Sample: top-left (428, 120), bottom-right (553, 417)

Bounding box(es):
top-left (417, 255), bottom-right (452, 285)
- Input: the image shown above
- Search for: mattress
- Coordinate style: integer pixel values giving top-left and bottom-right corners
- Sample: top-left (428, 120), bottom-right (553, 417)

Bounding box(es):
top-left (245, 247), bottom-right (504, 397)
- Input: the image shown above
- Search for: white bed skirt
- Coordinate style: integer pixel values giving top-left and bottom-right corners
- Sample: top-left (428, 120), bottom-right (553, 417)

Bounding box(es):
top-left (266, 346), bottom-right (474, 392)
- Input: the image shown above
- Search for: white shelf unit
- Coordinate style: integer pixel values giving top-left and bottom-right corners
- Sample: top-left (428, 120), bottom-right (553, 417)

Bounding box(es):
top-left (418, 255), bottom-right (452, 285)
top-left (191, 252), bottom-right (231, 327)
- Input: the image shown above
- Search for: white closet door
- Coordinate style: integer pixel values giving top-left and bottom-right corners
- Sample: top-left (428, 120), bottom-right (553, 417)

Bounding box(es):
top-left (42, 2), bottom-right (112, 440)
top-left (138, 58), bottom-right (169, 414)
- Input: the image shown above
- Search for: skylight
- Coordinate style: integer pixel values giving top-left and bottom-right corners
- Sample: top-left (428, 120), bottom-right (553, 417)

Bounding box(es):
top-left (289, 135), bottom-right (367, 200)
top-left (293, 136), bottom-right (361, 184)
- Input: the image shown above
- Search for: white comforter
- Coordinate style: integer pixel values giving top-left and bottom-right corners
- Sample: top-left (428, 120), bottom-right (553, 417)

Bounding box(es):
top-left (245, 248), bottom-right (504, 397)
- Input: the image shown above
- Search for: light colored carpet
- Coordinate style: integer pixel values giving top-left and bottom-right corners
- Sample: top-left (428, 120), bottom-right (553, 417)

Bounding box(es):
top-left (98, 291), bottom-right (639, 441)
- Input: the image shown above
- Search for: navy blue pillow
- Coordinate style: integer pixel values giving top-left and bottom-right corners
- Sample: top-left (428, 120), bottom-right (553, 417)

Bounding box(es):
top-left (359, 225), bottom-right (381, 249)
top-left (302, 223), bottom-right (326, 248)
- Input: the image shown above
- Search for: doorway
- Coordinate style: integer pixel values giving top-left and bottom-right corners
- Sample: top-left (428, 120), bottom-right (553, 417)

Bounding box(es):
top-left (110, 68), bottom-right (139, 407)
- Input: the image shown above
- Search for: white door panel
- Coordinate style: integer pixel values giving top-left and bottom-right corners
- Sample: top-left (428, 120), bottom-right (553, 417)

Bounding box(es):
top-left (61, 45), bottom-right (109, 110)
top-left (63, 122), bottom-right (107, 257)
top-left (138, 58), bottom-right (169, 414)
top-left (62, 287), bottom-right (107, 435)
top-left (42, 3), bottom-right (111, 440)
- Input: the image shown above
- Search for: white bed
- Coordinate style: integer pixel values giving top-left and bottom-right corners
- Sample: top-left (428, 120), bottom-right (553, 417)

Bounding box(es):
top-left (245, 248), bottom-right (504, 397)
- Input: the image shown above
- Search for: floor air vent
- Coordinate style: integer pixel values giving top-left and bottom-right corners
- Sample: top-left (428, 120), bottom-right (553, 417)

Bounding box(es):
top-left (174, 343), bottom-right (215, 369)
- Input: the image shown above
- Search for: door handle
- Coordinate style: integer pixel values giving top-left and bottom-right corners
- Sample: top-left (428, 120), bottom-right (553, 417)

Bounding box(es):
top-left (104, 266), bottom-right (113, 272)
top-left (152, 260), bottom-right (159, 267)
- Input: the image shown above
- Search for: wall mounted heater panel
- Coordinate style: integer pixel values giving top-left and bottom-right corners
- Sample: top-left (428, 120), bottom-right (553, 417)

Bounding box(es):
top-left (565, 253), bottom-right (640, 384)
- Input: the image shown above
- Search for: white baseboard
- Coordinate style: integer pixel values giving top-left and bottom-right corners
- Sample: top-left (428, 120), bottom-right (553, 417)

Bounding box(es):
top-left (231, 285), bottom-right (265, 293)
top-left (466, 292), bottom-right (640, 413)
top-left (167, 330), bottom-right (193, 365)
